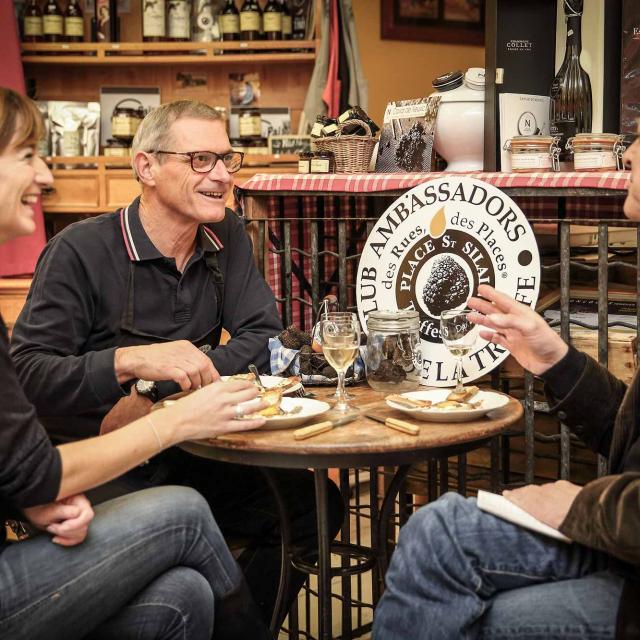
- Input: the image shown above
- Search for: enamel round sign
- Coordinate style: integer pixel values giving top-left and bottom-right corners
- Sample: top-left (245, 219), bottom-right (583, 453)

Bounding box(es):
top-left (356, 176), bottom-right (540, 387)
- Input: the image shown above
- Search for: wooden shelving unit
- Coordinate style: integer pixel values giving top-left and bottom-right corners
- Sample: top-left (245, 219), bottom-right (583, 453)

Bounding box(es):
top-left (41, 155), bottom-right (298, 214)
top-left (20, 0), bottom-right (321, 218)
top-left (21, 40), bottom-right (317, 65)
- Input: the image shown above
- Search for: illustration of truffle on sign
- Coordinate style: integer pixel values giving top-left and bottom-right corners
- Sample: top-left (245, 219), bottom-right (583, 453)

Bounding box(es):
top-left (356, 176), bottom-right (541, 387)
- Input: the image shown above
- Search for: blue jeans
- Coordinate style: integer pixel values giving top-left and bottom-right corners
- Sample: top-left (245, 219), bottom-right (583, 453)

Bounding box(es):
top-left (0, 486), bottom-right (243, 640)
top-left (373, 493), bottom-right (625, 639)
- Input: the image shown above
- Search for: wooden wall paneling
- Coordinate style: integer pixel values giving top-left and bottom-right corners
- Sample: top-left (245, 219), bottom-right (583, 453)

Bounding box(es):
top-left (44, 170), bottom-right (101, 210)
top-left (106, 170), bottom-right (141, 209)
top-left (25, 61), bottom-right (312, 132)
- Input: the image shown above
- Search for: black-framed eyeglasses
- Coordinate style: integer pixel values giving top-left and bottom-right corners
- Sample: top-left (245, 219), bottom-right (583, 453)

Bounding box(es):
top-left (150, 150), bottom-right (245, 174)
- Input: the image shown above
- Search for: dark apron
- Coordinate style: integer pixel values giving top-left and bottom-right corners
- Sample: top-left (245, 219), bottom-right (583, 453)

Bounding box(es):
top-left (118, 224), bottom-right (225, 352)
top-left (116, 212), bottom-right (226, 483)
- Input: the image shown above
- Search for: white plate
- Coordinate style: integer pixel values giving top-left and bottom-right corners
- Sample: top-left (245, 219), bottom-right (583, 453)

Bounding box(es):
top-left (255, 397), bottom-right (331, 430)
top-left (386, 389), bottom-right (510, 423)
top-left (221, 374), bottom-right (303, 395)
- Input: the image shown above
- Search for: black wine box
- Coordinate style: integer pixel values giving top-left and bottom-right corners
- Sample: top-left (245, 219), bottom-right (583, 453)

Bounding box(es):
top-left (621, 0), bottom-right (640, 141)
top-left (484, 0), bottom-right (558, 170)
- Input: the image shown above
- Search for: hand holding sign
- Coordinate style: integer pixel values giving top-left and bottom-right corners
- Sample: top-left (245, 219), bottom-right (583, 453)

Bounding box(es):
top-left (468, 284), bottom-right (568, 376)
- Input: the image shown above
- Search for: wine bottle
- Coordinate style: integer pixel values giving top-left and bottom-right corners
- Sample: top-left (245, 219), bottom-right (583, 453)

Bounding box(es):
top-left (65, 0), bottom-right (84, 42)
top-left (43, 0), bottom-right (64, 42)
top-left (292, 1), bottom-right (305, 40)
top-left (280, 0), bottom-right (292, 40)
top-left (219, 0), bottom-right (239, 41)
top-left (550, 0), bottom-right (592, 159)
top-left (192, 0), bottom-right (214, 42)
top-left (168, 0), bottom-right (191, 40)
top-left (142, 0), bottom-right (166, 41)
top-left (263, 0), bottom-right (282, 41)
top-left (23, 0), bottom-right (43, 43)
top-left (240, 0), bottom-right (261, 41)
top-left (95, 0), bottom-right (117, 42)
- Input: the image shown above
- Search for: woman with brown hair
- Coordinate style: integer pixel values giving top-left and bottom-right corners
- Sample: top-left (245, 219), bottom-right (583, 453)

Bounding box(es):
top-left (0, 88), bottom-right (271, 640)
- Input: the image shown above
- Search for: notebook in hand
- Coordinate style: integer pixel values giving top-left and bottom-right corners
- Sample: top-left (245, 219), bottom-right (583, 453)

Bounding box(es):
top-left (476, 490), bottom-right (571, 543)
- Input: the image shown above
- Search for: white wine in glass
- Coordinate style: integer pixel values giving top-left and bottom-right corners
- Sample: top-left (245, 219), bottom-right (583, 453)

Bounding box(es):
top-left (440, 309), bottom-right (478, 393)
top-left (321, 312), bottom-right (360, 413)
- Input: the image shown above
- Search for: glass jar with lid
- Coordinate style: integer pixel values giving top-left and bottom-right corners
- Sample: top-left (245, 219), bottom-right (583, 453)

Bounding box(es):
top-left (365, 310), bottom-right (422, 392)
top-left (566, 133), bottom-right (626, 171)
top-left (504, 135), bottom-right (560, 172)
top-left (238, 107), bottom-right (262, 139)
top-left (104, 138), bottom-right (130, 158)
top-left (111, 99), bottom-right (146, 141)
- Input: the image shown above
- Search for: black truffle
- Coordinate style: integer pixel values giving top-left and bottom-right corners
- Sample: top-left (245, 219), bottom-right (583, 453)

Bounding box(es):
top-left (278, 324), bottom-right (313, 350)
top-left (368, 359), bottom-right (407, 383)
top-left (422, 255), bottom-right (469, 316)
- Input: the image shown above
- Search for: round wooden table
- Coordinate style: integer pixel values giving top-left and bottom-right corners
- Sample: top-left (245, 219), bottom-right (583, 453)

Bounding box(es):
top-left (180, 385), bottom-right (523, 639)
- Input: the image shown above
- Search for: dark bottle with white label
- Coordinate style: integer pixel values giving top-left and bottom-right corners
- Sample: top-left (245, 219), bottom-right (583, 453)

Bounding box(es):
top-left (43, 0), bottom-right (64, 42)
top-left (550, 0), bottom-right (592, 159)
top-left (168, 0), bottom-right (191, 40)
top-left (240, 0), bottom-right (261, 41)
top-left (280, 0), bottom-right (292, 39)
top-left (219, 0), bottom-right (240, 41)
top-left (292, 2), bottom-right (305, 39)
top-left (263, 0), bottom-right (282, 40)
top-left (23, 0), bottom-right (43, 43)
top-left (142, 0), bottom-right (166, 41)
top-left (65, 0), bottom-right (84, 42)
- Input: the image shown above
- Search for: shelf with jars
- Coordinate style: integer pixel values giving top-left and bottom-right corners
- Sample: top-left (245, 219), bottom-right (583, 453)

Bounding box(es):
top-left (21, 1), bottom-right (318, 216)
top-left (21, 39), bottom-right (317, 64)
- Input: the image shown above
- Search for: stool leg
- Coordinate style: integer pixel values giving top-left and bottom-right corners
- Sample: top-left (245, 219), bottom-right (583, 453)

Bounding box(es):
top-left (260, 468), bottom-right (293, 637)
top-left (314, 468), bottom-right (332, 640)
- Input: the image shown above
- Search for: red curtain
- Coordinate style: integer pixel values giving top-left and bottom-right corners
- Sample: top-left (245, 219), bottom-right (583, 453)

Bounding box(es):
top-left (0, 0), bottom-right (46, 277)
top-left (321, 0), bottom-right (341, 118)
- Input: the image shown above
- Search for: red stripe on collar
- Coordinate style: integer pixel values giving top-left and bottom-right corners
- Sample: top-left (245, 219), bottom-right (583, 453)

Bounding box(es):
top-left (119, 207), bottom-right (137, 261)
top-left (202, 225), bottom-right (224, 250)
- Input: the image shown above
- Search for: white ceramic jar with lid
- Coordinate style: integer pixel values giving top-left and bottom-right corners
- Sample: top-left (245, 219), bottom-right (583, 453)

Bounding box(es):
top-left (431, 68), bottom-right (485, 171)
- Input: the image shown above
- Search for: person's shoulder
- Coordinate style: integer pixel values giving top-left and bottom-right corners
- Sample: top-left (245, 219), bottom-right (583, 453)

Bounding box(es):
top-left (49, 212), bottom-right (123, 257)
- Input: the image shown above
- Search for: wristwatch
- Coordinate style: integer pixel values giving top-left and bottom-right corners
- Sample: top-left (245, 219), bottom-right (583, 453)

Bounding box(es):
top-left (135, 379), bottom-right (159, 403)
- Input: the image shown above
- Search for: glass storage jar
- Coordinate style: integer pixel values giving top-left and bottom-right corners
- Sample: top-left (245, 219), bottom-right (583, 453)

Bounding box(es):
top-left (365, 309), bottom-right (422, 392)
top-left (238, 107), bottom-right (262, 139)
top-left (566, 133), bottom-right (625, 171)
top-left (504, 135), bottom-right (560, 172)
top-left (111, 99), bottom-right (146, 141)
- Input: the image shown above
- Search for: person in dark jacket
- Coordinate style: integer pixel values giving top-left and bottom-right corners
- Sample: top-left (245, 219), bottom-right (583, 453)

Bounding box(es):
top-left (373, 139), bottom-right (640, 639)
top-left (10, 98), bottom-right (344, 624)
top-left (0, 87), bottom-right (271, 640)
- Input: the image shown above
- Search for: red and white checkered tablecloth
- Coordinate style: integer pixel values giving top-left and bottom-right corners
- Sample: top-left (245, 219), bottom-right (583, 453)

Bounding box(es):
top-left (238, 170), bottom-right (631, 194)
top-left (237, 171), bottom-right (630, 329)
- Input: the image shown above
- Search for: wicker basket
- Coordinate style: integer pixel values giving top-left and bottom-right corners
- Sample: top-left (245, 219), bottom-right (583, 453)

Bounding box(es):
top-left (313, 119), bottom-right (377, 173)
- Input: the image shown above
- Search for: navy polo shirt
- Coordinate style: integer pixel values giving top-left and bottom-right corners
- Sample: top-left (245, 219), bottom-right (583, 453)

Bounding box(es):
top-left (11, 197), bottom-right (282, 439)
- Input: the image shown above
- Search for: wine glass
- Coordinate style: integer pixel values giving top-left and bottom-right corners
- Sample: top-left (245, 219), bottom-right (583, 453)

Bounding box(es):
top-left (321, 312), bottom-right (360, 413)
top-left (440, 309), bottom-right (478, 393)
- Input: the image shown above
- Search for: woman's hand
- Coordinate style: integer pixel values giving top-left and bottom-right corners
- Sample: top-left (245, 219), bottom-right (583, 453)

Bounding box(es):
top-left (164, 379), bottom-right (268, 441)
top-left (23, 494), bottom-right (94, 546)
top-left (468, 284), bottom-right (568, 376)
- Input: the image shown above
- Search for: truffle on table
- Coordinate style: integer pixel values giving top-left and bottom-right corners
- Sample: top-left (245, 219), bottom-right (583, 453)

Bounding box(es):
top-left (368, 358), bottom-right (407, 383)
top-left (278, 325), bottom-right (313, 350)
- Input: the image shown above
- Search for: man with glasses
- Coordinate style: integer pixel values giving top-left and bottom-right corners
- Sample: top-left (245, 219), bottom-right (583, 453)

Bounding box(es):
top-left (11, 100), bottom-right (344, 627)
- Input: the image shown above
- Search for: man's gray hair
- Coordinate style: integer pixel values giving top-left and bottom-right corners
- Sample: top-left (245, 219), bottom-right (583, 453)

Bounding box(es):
top-left (130, 100), bottom-right (223, 179)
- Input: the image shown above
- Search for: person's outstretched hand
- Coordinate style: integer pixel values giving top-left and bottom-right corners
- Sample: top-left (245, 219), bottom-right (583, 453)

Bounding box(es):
top-left (468, 284), bottom-right (568, 375)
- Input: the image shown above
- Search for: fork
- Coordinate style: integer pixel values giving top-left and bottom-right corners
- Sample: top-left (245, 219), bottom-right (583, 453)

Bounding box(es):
top-left (293, 383), bottom-right (315, 399)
